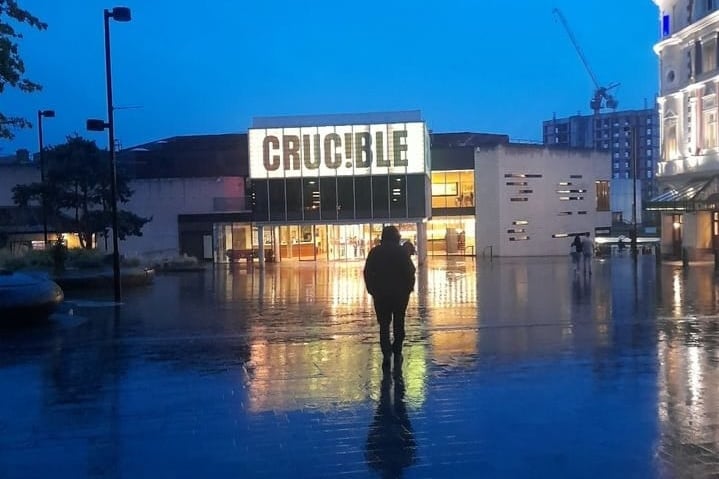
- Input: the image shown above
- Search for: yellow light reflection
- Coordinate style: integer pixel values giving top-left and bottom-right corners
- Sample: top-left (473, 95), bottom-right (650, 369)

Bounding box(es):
top-left (247, 339), bottom-right (426, 412)
top-left (672, 269), bottom-right (682, 318)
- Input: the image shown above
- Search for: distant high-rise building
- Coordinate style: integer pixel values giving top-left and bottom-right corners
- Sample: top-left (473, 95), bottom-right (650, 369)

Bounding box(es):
top-left (543, 108), bottom-right (660, 204)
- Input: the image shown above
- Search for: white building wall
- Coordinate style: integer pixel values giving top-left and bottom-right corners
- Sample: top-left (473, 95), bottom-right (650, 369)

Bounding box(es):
top-left (115, 176), bottom-right (245, 259)
top-left (475, 149), bottom-right (501, 256)
top-left (475, 145), bottom-right (611, 257)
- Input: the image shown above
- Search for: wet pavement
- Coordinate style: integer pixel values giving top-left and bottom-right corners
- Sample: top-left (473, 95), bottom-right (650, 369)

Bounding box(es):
top-left (1, 256), bottom-right (719, 478)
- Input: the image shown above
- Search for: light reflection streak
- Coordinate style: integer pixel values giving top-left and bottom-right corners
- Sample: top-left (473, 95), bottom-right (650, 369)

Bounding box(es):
top-left (672, 269), bottom-right (682, 318)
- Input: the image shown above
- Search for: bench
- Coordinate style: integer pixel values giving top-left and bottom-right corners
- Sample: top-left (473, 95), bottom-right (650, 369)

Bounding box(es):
top-left (226, 249), bottom-right (256, 264)
top-left (226, 249), bottom-right (276, 264)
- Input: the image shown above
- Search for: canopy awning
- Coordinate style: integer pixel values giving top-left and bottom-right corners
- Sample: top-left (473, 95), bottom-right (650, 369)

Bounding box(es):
top-left (646, 176), bottom-right (719, 212)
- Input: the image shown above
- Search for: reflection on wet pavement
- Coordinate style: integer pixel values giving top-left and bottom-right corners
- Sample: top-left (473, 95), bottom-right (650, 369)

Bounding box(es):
top-left (1, 257), bottom-right (719, 477)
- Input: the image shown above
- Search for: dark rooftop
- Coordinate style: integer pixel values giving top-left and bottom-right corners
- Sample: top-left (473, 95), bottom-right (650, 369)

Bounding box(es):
top-left (118, 134), bottom-right (248, 179)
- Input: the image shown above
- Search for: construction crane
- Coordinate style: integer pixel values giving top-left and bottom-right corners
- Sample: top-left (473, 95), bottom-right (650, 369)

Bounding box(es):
top-left (552, 8), bottom-right (619, 115)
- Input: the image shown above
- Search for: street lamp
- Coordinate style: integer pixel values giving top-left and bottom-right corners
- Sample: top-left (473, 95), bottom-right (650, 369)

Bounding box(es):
top-left (86, 6), bottom-right (131, 303)
top-left (37, 109), bottom-right (55, 248)
top-left (629, 124), bottom-right (639, 260)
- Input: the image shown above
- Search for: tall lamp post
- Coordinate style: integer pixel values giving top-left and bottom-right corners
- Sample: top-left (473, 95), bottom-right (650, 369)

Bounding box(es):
top-left (37, 109), bottom-right (55, 248)
top-left (630, 124), bottom-right (639, 260)
top-left (87, 6), bottom-right (131, 303)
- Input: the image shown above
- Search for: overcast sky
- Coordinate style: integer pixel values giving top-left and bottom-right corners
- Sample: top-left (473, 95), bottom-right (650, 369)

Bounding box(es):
top-left (2, 0), bottom-right (659, 154)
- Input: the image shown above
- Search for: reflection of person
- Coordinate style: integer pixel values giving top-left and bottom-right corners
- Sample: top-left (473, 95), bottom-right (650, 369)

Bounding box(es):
top-left (364, 226), bottom-right (416, 367)
top-left (571, 235), bottom-right (582, 274)
top-left (581, 232), bottom-right (594, 275)
top-left (618, 237), bottom-right (625, 255)
top-left (365, 364), bottom-right (416, 477)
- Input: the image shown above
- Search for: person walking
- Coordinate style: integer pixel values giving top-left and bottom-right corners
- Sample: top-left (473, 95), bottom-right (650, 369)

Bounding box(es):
top-left (581, 232), bottom-right (594, 275)
top-left (571, 235), bottom-right (583, 274)
top-left (364, 226), bottom-right (416, 367)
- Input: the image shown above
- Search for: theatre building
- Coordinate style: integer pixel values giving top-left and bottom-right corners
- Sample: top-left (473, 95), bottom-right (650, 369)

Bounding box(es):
top-left (247, 111), bottom-right (431, 263)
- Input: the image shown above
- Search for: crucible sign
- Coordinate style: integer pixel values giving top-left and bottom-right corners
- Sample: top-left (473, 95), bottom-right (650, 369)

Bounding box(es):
top-left (248, 122), bottom-right (427, 179)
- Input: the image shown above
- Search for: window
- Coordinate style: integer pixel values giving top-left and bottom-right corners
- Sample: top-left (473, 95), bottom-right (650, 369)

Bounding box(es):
top-left (624, 161), bottom-right (630, 168)
top-left (372, 176), bottom-right (390, 219)
top-left (613, 162), bottom-right (619, 170)
top-left (647, 117), bottom-right (652, 124)
top-left (613, 152), bottom-right (619, 159)
top-left (647, 170), bottom-right (653, 179)
top-left (286, 178), bottom-right (302, 220)
top-left (646, 139), bottom-right (652, 146)
top-left (596, 181), bottom-right (610, 211)
top-left (647, 128), bottom-right (652, 135)
top-left (354, 176), bottom-right (372, 218)
top-left (614, 142), bottom-right (620, 149)
top-left (647, 149), bottom-right (653, 157)
top-left (336, 177), bottom-right (354, 220)
top-left (389, 175), bottom-right (407, 218)
top-left (703, 100), bottom-right (718, 148)
top-left (702, 37), bottom-right (717, 73)
top-left (646, 160), bottom-right (653, 168)
top-left (320, 177), bottom-right (337, 221)
top-left (664, 116), bottom-right (678, 160)
top-left (624, 151), bottom-right (630, 158)
top-left (269, 179), bottom-right (287, 222)
top-left (662, 15), bottom-right (670, 37)
top-left (302, 178), bottom-right (320, 220)
top-left (624, 172), bottom-right (630, 179)
top-left (613, 172), bottom-right (620, 179)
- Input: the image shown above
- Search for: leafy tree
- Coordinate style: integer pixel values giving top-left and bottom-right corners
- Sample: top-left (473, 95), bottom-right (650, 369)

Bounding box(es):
top-left (12, 135), bottom-right (151, 248)
top-left (0, 1), bottom-right (47, 139)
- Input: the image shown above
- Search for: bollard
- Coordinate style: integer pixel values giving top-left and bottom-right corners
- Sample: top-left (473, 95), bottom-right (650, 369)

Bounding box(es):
top-left (682, 247), bottom-right (689, 268)
top-left (655, 243), bottom-right (662, 265)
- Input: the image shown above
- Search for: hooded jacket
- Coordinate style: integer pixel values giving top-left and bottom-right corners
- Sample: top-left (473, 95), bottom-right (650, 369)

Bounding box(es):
top-left (363, 241), bottom-right (416, 298)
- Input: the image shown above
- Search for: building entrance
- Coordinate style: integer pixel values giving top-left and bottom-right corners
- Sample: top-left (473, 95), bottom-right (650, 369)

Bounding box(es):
top-left (275, 223), bottom-right (417, 262)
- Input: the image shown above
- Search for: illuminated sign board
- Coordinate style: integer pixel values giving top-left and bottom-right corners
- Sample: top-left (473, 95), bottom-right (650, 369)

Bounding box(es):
top-left (249, 122), bottom-right (427, 179)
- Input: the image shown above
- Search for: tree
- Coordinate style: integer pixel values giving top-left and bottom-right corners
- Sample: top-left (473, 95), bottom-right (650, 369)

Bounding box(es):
top-left (0, 1), bottom-right (47, 139)
top-left (12, 135), bottom-right (151, 248)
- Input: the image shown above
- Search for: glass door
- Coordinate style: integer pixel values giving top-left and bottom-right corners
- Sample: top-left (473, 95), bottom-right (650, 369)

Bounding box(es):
top-left (298, 224), bottom-right (317, 261)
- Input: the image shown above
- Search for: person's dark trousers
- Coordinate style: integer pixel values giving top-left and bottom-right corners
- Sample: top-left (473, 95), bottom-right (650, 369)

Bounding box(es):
top-left (373, 294), bottom-right (410, 356)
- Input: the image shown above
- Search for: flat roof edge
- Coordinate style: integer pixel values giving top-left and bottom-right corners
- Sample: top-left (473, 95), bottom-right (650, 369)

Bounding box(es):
top-left (252, 110), bottom-right (423, 128)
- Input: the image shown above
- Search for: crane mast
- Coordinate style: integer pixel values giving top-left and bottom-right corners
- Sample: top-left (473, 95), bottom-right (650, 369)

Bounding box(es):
top-left (552, 8), bottom-right (619, 115)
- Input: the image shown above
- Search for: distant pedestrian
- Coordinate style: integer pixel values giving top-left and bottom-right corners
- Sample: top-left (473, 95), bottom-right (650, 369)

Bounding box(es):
top-left (364, 226), bottom-right (416, 368)
top-left (618, 237), bottom-right (626, 255)
top-left (401, 239), bottom-right (416, 257)
top-left (581, 232), bottom-right (594, 275)
top-left (571, 235), bottom-right (583, 274)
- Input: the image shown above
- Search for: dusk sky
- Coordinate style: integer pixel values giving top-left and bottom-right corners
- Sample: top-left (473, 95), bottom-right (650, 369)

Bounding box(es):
top-left (3, 0), bottom-right (659, 154)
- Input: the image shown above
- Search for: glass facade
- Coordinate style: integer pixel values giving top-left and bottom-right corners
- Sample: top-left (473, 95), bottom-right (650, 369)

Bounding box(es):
top-left (430, 171), bottom-right (475, 209)
top-left (427, 170), bottom-right (476, 256)
top-left (251, 174), bottom-right (429, 223)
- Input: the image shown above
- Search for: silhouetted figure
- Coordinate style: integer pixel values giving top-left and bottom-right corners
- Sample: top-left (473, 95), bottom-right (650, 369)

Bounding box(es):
top-left (571, 235), bottom-right (583, 274)
top-left (618, 237), bottom-right (626, 255)
top-left (401, 240), bottom-right (416, 257)
top-left (365, 364), bottom-right (416, 478)
top-left (364, 226), bottom-right (416, 367)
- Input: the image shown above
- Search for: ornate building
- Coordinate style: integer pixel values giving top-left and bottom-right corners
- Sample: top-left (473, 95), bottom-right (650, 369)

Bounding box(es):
top-left (651, 0), bottom-right (719, 259)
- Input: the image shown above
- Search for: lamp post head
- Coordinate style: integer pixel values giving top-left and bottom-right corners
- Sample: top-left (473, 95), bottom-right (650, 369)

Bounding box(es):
top-left (87, 119), bottom-right (109, 131)
top-left (40, 110), bottom-right (55, 118)
top-left (108, 6), bottom-right (131, 22)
